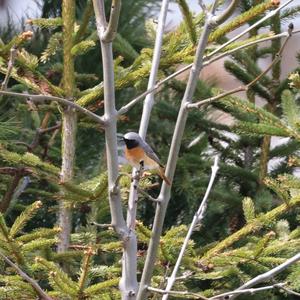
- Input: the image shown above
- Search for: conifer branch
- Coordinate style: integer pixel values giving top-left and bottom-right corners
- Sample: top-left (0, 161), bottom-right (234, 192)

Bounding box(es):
top-left (210, 283), bottom-right (287, 299)
top-left (228, 252), bottom-right (300, 299)
top-left (74, 0), bottom-right (94, 43)
top-left (58, 0), bottom-right (77, 256)
top-left (147, 286), bottom-right (208, 299)
top-left (78, 247), bottom-right (94, 295)
top-left (162, 156), bottom-right (219, 300)
top-left (202, 195), bottom-right (300, 261)
top-left (0, 250), bottom-right (53, 300)
top-left (0, 90), bottom-right (106, 125)
top-left (1, 46), bottom-right (17, 91)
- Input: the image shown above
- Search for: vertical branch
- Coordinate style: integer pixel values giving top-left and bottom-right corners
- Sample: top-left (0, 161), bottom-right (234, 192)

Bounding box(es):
top-left (92, 1), bottom-right (138, 299)
top-left (161, 156), bottom-right (219, 300)
top-left (58, 0), bottom-right (77, 254)
top-left (127, 0), bottom-right (170, 230)
top-left (136, 1), bottom-right (238, 299)
top-left (125, 1), bottom-right (170, 297)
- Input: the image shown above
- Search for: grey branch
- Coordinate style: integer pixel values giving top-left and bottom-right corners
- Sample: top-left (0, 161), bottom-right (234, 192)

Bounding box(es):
top-left (137, 187), bottom-right (161, 203)
top-left (0, 90), bottom-right (106, 125)
top-left (117, 24), bottom-right (299, 117)
top-left (212, 0), bottom-right (238, 25)
top-left (103, 0), bottom-right (121, 42)
top-left (279, 285), bottom-right (300, 297)
top-left (92, 0), bottom-right (138, 299)
top-left (210, 283), bottom-right (287, 299)
top-left (229, 252), bottom-right (300, 299)
top-left (0, 251), bottom-right (53, 300)
top-left (187, 27), bottom-right (293, 109)
top-left (147, 286), bottom-right (208, 300)
top-left (136, 0), bottom-right (228, 298)
top-left (162, 156), bottom-right (219, 300)
top-left (92, 0), bottom-right (121, 42)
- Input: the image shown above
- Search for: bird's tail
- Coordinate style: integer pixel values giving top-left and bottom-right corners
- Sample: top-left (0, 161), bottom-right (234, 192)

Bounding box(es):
top-left (159, 166), bottom-right (171, 186)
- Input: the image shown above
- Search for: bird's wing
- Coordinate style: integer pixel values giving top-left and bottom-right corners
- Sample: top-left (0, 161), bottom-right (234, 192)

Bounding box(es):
top-left (142, 141), bottom-right (164, 167)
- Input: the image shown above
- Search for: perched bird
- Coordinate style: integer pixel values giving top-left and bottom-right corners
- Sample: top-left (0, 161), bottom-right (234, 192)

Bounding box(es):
top-left (123, 132), bottom-right (171, 185)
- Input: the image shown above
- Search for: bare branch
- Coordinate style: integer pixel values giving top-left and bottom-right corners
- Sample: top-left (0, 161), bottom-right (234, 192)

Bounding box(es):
top-left (92, 0), bottom-right (121, 42)
top-left (187, 26), bottom-right (293, 109)
top-left (137, 187), bottom-right (161, 203)
top-left (162, 156), bottom-right (219, 300)
top-left (208, 0), bottom-right (295, 58)
top-left (0, 90), bottom-right (106, 125)
top-left (229, 252), bottom-right (300, 299)
top-left (0, 251), bottom-right (53, 300)
top-left (90, 222), bottom-right (112, 228)
top-left (117, 3), bottom-right (298, 116)
top-left (103, 0), bottom-right (122, 42)
top-left (210, 283), bottom-right (287, 299)
top-left (213, 0), bottom-right (239, 25)
top-left (92, 0), bottom-right (138, 298)
top-left (279, 285), bottom-right (300, 297)
top-left (137, 1), bottom-right (226, 297)
top-left (148, 286), bottom-right (208, 300)
top-left (1, 46), bottom-right (17, 91)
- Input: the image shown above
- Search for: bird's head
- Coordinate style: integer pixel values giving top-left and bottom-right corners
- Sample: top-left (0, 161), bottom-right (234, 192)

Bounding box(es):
top-left (123, 132), bottom-right (141, 149)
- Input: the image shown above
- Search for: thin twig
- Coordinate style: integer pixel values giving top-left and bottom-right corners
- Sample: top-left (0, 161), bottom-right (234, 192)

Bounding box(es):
top-left (137, 187), bottom-right (161, 203)
top-left (210, 283), bottom-right (287, 299)
top-left (229, 252), bottom-right (300, 299)
top-left (279, 285), bottom-right (300, 297)
top-left (162, 156), bottom-right (219, 300)
top-left (0, 90), bottom-right (106, 125)
top-left (90, 222), bottom-right (112, 228)
top-left (0, 251), bottom-right (53, 300)
top-left (1, 46), bottom-right (17, 91)
top-left (147, 286), bottom-right (208, 300)
top-left (187, 24), bottom-right (293, 109)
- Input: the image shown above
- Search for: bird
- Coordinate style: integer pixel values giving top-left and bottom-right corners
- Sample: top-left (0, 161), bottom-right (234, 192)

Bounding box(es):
top-left (123, 132), bottom-right (171, 185)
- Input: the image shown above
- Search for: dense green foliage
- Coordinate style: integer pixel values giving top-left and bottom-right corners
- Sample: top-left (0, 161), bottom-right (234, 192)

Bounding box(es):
top-left (0, 0), bottom-right (299, 299)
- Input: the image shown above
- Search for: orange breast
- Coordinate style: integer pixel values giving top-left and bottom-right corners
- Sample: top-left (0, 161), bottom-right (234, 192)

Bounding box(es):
top-left (125, 147), bottom-right (158, 169)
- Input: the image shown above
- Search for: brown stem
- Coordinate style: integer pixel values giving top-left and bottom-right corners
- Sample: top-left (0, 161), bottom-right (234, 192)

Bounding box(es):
top-left (0, 168), bottom-right (31, 213)
top-left (0, 250), bottom-right (53, 300)
top-left (58, 0), bottom-right (77, 257)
